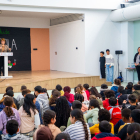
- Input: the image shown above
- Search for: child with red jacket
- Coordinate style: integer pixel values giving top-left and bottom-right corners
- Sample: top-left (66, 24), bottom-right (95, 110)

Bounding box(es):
top-left (107, 97), bottom-right (122, 126)
top-left (103, 90), bottom-right (115, 109)
top-left (92, 120), bottom-right (121, 140)
top-left (83, 84), bottom-right (90, 100)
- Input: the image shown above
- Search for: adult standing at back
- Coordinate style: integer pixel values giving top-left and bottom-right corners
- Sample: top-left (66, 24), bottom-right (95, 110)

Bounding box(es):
top-left (134, 47), bottom-right (140, 81)
top-left (105, 49), bottom-right (114, 84)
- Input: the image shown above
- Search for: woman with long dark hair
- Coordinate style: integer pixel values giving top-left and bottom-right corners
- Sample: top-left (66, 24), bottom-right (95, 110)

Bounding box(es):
top-left (18, 94), bottom-right (40, 136)
top-left (0, 97), bottom-right (20, 135)
top-left (134, 47), bottom-right (140, 81)
top-left (63, 109), bottom-right (91, 140)
top-left (55, 96), bottom-right (70, 128)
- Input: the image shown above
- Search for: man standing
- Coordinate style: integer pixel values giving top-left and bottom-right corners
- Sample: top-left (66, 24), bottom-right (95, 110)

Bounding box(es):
top-left (99, 51), bottom-right (105, 78)
top-left (105, 49), bottom-right (114, 84)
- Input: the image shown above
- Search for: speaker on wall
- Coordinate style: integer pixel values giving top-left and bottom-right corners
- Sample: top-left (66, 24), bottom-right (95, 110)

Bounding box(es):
top-left (115, 50), bottom-right (123, 54)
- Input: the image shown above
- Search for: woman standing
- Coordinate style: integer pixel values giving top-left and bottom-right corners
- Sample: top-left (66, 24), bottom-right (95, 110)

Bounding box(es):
top-left (0, 38), bottom-right (11, 76)
top-left (134, 47), bottom-right (140, 81)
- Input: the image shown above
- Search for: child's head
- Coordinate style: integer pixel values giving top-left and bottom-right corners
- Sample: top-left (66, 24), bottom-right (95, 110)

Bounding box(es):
top-left (89, 95), bottom-right (97, 101)
top-left (109, 97), bottom-right (117, 106)
top-left (77, 84), bottom-right (83, 91)
top-left (3, 97), bottom-right (14, 117)
top-left (133, 85), bottom-right (140, 91)
top-left (121, 108), bottom-right (131, 123)
top-left (56, 84), bottom-right (62, 91)
top-left (76, 87), bottom-right (82, 94)
top-left (106, 49), bottom-right (110, 55)
top-left (128, 94), bottom-right (137, 104)
top-left (90, 87), bottom-right (101, 98)
top-left (51, 89), bottom-right (57, 96)
top-left (104, 90), bottom-right (115, 99)
top-left (74, 93), bottom-right (84, 103)
top-left (130, 109), bottom-right (140, 123)
top-left (99, 120), bottom-right (111, 133)
top-left (101, 84), bottom-right (108, 89)
top-left (34, 86), bottom-right (42, 96)
top-left (114, 79), bottom-right (121, 86)
top-left (64, 86), bottom-right (71, 93)
top-left (127, 123), bottom-right (140, 140)
top-left (100, 51), bottom-right (104, 57)
top-left (37, 126), bottom-right (53, 140)
top-left (22, 89), bottom-right (31, 97)
top-left (72, 100), bottom-right (82, 110)
top-left (70, 109), bottom-right (89, 139)
top-left (49, 90), bottom-right (60, 106)
top-left (55, 133), bottom-right (70, 140)
top-left (6, 90), bottom-right (14, 97)
top-left (43, 110), bottom-right (56, 125)
top-left (6, 120), bottom-right (19, 135)
top-left (118, 86), bottom-right (125, 95)
top-left (90, 99), bottom-right (100, 109)
top-left (6, 86), bottom-right (13, 93)
top-left (98, 109), bottom-right (110, 122)
top-left (126, 82), bottom-right (133, 90)
top-left (21, 85), bottom-right (27, 91)
top-left (83, 84), bottom-right (89, 91)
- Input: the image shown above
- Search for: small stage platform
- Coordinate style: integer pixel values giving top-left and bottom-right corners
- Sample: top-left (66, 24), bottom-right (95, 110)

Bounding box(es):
top-left (0, 71), bottom-right (111, 93)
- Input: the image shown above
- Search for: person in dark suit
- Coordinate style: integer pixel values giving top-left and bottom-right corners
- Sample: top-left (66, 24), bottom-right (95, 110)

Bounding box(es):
top-left (99, 51), bottom-right (106, 78)
top-left (134, 47), bottom-right (140, 81)
top-left (0, 38), bottom-right (11, 76)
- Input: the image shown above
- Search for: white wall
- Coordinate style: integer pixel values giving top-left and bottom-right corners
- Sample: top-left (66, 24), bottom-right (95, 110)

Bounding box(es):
top-left (50, 20), bottom-right (86, 74)
top-left (0, 17), bottom-right (50, 28)
top-left (84, 10), bottom-right (121, 78)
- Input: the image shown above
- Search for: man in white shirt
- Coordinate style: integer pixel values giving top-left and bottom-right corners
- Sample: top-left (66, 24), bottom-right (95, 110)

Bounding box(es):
top-left (105, 49), bottom-right (114, 84)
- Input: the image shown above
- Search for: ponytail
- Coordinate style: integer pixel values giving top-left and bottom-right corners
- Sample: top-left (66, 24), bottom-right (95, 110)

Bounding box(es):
top-left (3, 97), bottom-right (14, 117)
top-left (127, 123), bottom-right (140, 140)
top-left (128, 132), bottom-right (140, 140)
top-left (71, 109), bottom-right (89, 140)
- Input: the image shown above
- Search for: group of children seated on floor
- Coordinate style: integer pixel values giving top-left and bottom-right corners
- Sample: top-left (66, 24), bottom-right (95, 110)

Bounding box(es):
top-left (0, 80), bottom-right (140, 140)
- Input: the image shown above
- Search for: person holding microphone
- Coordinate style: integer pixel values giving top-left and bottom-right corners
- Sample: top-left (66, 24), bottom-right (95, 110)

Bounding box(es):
top-left (134, 47), bottom-right (140, 81)
top-left (0, 38), bottom-right (11, 76)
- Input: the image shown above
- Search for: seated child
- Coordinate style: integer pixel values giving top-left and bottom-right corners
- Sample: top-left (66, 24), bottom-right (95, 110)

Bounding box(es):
top-left (103, 90), bottom-right (115, 109)
top-left (127, 123), bottom-right (140, 140)
top-left (64, 86), bottom-right (74, 103)
top-left (90, 87), bottom-right (102, 99)
top-left (56, 84), bottom-right (64, 96)
top-left (83, 84), bottom-right (90, 100)
top-left (2, 120), bottom-right (30, 140)
top-left (125, 82), bottom-right (133, 94)
top-left (111, 79), bottom-right (121, 95)
top-left (67, 100), bottom-right (87, 127)
top-left (90, 109), bottom-right (114, 135)
top-left (122, 94), bottom-right (137, 110)
top-left (118, 108), bottom-right (131, 132)
top-left (63, 109), bottom-right (91, 140)
top-left (36, 126), bottom-right (53, 140)
top-left (16, 85), bottom-right (27, 102)
top-left (132, 84), bottom-right (140, 99)
top-left (18, 89), bottom-right (31, 108)
top-left (92, 120), bottom-right (121, 140)
top-left (118, 86), bottom-right (128, 105)
top-left (85, 99), bottom-right (100, 124)
top-left (55, 133), bottom-right (71, 140)
top-left (74, 93), bottom-right (88, 113)
top-left (100, 84), bottom-right (109, 100)
top-left (117, 109), bottom-right (140, 140)
top-left (107, 97), bottom-right (122, 126)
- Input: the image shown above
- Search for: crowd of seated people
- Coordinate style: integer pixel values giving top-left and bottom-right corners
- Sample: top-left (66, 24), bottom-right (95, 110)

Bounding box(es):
top-left (0, 80), bottom-right (140, 140)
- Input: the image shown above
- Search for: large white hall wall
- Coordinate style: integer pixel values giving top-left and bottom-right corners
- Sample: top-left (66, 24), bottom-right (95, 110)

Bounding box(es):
top-left (84, 10), bottom-right (121, 78)
top-left (50, 20), bottom-right (86, 74)
top-left (0, 17), bottom-right (50, 28)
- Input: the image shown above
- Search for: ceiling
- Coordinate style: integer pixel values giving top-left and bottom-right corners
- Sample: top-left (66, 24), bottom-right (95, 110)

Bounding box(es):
top-left (0, 10), bottom-right (72, 19)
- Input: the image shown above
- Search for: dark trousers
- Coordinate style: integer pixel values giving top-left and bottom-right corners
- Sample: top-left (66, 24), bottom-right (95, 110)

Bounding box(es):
top-left (100, 67), bottom-right (105, 78)
top-left (136, 66), bottom-right (140, 81)
top-left (0, 56), bottom-right (4, 76)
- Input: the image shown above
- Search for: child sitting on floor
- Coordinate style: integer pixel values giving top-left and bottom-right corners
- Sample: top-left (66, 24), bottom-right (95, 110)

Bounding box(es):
top-left (83, 84), bottom-right (90, 100)
top-left (90, 109), bottom-right (114, 135)
top-left (2, 120), bottom-right (30, 140)
top-left (92, 121), bottom-right (121, 140)
top-left (100, 84), bottom-right (109, 100)
top-left (107, 97), bottom-right (122, 126)
top-left (111, 79), bottom-right (121, 95)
